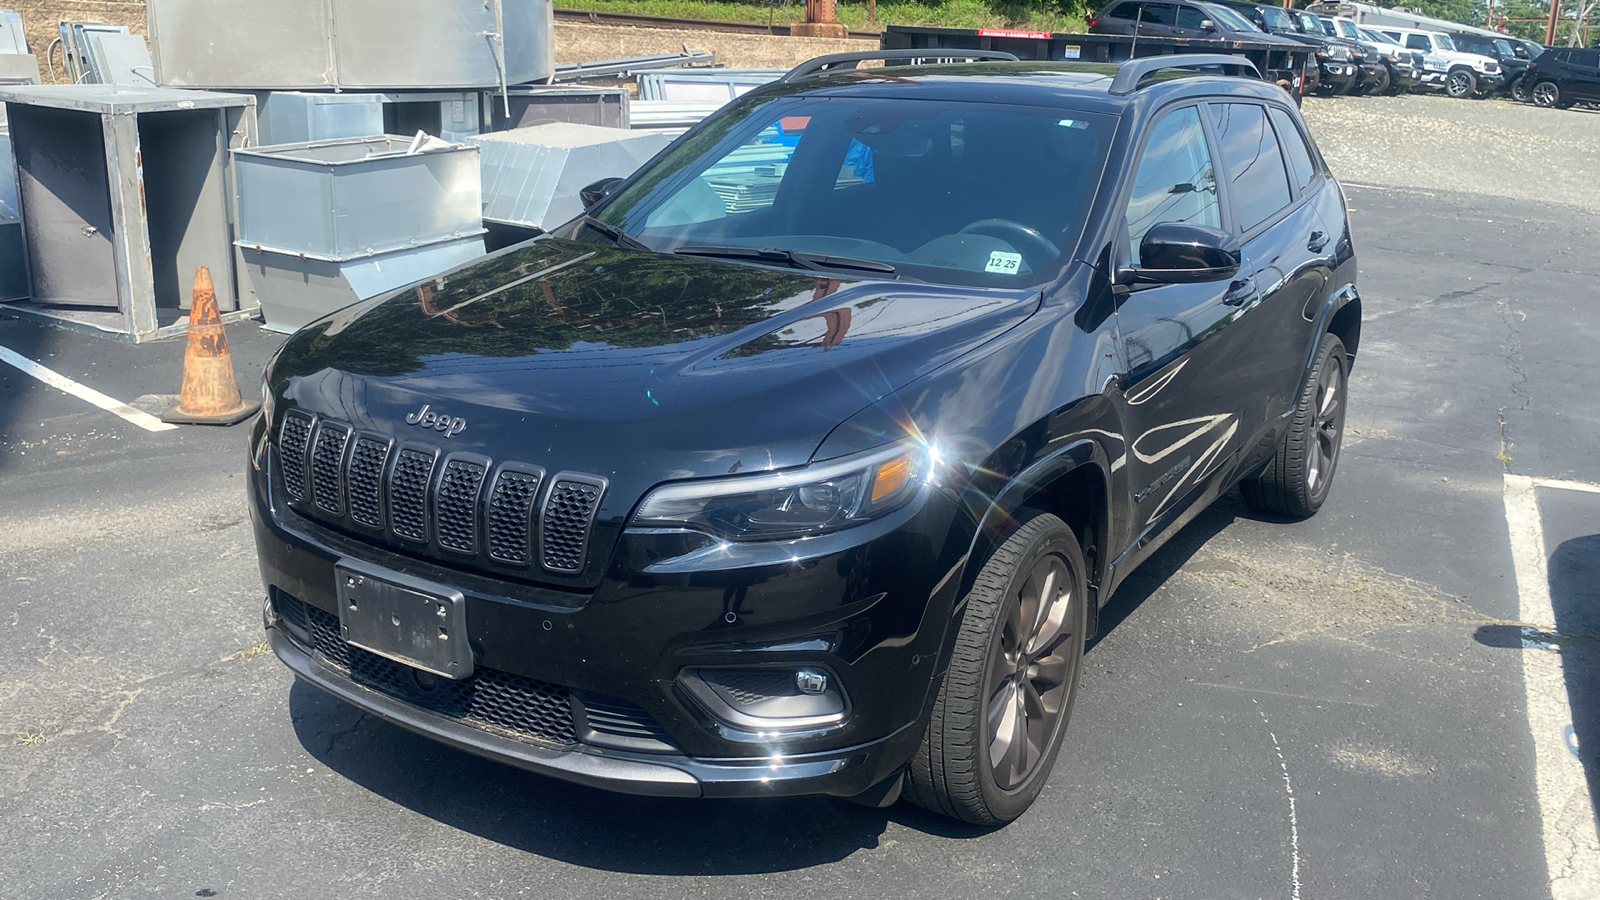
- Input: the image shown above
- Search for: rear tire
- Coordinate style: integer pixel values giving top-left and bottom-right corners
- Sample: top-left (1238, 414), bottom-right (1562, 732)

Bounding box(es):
top-left (1240, 333), bottom-right (1348, 519)
top-left (905, 511), bottom-right (1088, 825)
top-left (1445, 69), bottom-right (1477, 98)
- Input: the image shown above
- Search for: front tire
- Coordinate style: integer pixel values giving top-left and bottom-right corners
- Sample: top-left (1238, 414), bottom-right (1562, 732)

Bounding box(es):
top-left (1532, 80), bottom-right (1561, 108)
top-left (1445, 69), bottom-right (1477, 98)
top-left (1241, 332), bottom-right (1348, 518)
top-left (905, 511), bottom-right (1088, 825)
top-left (1511, 75), bottom-right (1534, 103)
top-left (1363, 66), bottom-right (1391, 96)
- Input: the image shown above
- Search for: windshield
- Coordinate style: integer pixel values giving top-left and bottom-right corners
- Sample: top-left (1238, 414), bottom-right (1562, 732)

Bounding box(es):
top-left (1298, 13), bottom-right (1329, 35)
top-left (1336, 19), bottom-right (1360, 40)
top-left (1205, 5), bottom-right (1261, 32)
top-left (1494, 39), bottom-right (1515, 55)
top-left (1435, 33), bottom-right (1456, 51)
top-left (595, 92), bottom-right (1113, 288)
top-left (1363, 28), bottom-right (1400, 45)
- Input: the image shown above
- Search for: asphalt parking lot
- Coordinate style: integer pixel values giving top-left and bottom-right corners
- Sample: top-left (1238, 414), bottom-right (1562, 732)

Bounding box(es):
top-left (3, 104), bottom-right (1600, 898)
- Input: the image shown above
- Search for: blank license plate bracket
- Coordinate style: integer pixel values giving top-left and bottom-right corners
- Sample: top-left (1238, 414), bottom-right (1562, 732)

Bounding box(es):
top-left (335, 560), bottom-right (473, 680)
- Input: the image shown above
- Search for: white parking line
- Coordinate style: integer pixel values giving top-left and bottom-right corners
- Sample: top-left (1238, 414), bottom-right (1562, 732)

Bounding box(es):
top-left (1503, 474), bottom-right (1600, 900)
top-left (0, 345), bottom-right (178, 433)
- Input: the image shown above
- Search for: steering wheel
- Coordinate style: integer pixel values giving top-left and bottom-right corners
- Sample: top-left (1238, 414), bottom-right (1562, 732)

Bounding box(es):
top-left (957, 219), bottom-right (1059, 269)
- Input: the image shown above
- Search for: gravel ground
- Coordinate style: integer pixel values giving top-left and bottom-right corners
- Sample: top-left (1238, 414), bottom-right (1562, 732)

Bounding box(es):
top-left (1301, 93), bottom-right (1600, 211)
top-left (554, 23), bottom-right (874, 69)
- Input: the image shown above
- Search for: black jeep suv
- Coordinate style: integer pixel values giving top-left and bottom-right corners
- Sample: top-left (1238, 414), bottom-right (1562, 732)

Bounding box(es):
top-left (252, 52), bottom-right (1361, 825)
top-left (1526, 46), bottom-right (1600, 109)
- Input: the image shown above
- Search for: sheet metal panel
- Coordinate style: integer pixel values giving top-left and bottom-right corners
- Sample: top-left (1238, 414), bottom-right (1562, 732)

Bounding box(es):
top-left (148, 0), bottom-right (554, 90)
top-left (234, 135), bottom-right (483, 261)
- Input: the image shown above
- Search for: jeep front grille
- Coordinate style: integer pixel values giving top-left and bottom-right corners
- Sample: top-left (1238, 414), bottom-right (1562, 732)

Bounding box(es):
top-left (274, 414), bottom-right (606, 575)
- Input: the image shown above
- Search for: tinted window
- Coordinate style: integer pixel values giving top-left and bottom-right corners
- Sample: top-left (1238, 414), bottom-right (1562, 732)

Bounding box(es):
top-left (1125, 106), bottom-right (1220, 265)
top-left (1268, 107), bottom-right (1316, 193)
top-left (1175, 5), bottom-right (1208, 29)
top-left (1405, 34), bottom-right (1429, 51)
top-left (1109, 2), bottom-right (1140, 18)
top-left (1207, 103), bottom-right (1292, 232)
top-left (1574, 49), bottom-right (1600, 68)
top-left (1139, 3), bottom-right (1177, 26)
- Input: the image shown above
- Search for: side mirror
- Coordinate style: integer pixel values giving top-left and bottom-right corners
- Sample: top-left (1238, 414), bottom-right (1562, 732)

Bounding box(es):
top-left (580, 177), bottom-right (624, 210)
top-left (1123, 222), bottom-right (1241, 285)
top-left (1200, 19), bottom-right (1216, 30)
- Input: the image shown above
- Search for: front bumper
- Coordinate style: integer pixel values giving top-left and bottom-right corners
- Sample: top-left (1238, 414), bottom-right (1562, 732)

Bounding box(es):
top-left (250, 439), bottom-right (966, 799)
top-left (270, 627), bottom-right (916, 798)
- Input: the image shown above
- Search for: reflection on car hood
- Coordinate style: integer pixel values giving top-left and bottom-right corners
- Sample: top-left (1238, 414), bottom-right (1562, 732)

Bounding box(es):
top-left (270, 237), bottom-right (1041, 484)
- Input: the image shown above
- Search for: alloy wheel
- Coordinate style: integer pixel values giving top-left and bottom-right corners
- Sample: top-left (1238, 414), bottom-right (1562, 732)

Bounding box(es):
top-left (1532, 82), bottom-right (1559, 107)
top-left (1447, 71), bottom-right (1472, 97)
top-left (1306, 358), bottom-right (1343, 493)
top-left (985, 553), bottom-right (1078, 791)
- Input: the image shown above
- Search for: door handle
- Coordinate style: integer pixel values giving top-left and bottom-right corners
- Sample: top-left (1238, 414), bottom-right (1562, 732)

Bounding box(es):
top-left (1223, 277), bottom-right (1258, 307)
top-left (1307, 231), bottom-right (1330, 253)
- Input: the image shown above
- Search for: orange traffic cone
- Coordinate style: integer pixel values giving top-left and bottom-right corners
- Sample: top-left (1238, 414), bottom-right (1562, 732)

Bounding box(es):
top-left (161, 267), bottom-right (261, 426)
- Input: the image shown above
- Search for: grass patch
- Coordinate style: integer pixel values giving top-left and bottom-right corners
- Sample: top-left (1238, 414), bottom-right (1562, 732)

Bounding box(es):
top-left (13, 729), bottom-right (45, 746)
top-left (231, 639), bottom-right (271, 662)
top-left (554, 0), bottom-right (1092, 34)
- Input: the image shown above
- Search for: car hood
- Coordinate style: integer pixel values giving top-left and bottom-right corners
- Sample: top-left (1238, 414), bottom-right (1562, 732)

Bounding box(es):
top-left (269, 236), bottom-right (1041, 487)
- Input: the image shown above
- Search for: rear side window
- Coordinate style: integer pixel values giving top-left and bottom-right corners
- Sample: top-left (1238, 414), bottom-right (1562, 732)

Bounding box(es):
top-left (1109, 2), bottom-right (1141, 17)
top-left (1175, 5), bottom-right (1207, 29)
top-left (1207, 103), bottom-right (1291, 233)
top-left (1405, 34), bottom-right (1429, 50)
top-left (1124, 106), bottom-right (1220, 265)
top-left (1268, 107), bottom-right (1317, 193)
top-left (1139, 3), bottom-right (1177, 26)
top-left (1575, 50), bottom-right (1600, 68)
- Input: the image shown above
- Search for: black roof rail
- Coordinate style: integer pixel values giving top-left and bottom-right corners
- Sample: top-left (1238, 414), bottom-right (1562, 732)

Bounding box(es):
top-left (779, 49), bottom-right (1020, 83)
top-left (1107, 54), bottom-right (1261, 95)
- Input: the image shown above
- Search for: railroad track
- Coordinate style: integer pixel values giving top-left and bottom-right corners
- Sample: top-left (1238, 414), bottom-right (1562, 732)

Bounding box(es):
top-left (553, 8), bottom-right (879, 40)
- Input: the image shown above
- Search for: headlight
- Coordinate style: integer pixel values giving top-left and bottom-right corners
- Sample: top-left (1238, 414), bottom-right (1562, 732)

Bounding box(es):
top-left (631, 443), bottom-right (928, 541)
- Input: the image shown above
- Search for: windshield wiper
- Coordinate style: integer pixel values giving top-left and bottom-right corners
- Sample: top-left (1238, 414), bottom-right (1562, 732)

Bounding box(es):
top-left (581, 216), bottom-right (650, 251)
top-left (674, 245), bottom-right (897, 276)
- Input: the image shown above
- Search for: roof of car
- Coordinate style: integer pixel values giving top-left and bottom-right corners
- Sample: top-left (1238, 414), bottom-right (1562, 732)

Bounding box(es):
top-left (766, 60), bottom-right (1291, 114)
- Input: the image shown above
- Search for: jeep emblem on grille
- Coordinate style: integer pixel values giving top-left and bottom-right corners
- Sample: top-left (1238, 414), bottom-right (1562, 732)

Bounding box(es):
top-left (405, 403), bottom-right (467, 438)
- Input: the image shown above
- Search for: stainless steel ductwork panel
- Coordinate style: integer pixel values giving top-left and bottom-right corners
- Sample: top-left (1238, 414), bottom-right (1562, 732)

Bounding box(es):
top-left (147, 0), bottom-right (555, 90)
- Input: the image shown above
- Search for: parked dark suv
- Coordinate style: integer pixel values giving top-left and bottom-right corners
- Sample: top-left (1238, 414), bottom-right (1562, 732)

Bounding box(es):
top-left (1527, 46), bottom-right (1600, 109)
top-left (1451, 33), bottom-right (1533, 100)
top-left (1088, 1), bottom-right (1312, 95)
top-left (252, 51), bottom-right (1361, 825)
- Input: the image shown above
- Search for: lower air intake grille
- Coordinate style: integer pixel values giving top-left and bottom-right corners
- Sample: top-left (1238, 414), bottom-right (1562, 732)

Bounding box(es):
top-left (279, 412), bottom-right (314, 501)
top-left (299, 601), bottom-right (578, 746)
top-left (389, 447), bottom-right (436, 542)
top-left (541, 476), bottom-right (606, 573)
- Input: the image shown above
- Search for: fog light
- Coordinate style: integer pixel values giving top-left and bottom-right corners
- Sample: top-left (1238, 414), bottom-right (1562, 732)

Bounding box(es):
top-left (683, 667), bottom-right (848, 732)
top-left (795, 670), bottom-right (828, 695)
